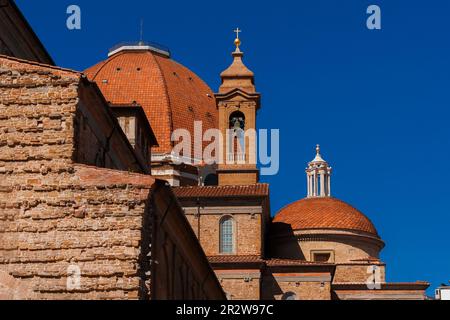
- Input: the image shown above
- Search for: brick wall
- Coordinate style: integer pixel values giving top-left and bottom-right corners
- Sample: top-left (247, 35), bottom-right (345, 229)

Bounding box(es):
top-left (185, 212), bottom-right (262, 256)
top-left (333, 264), bottom-right (386, 284)
top-left (270, 233), bottom-right (381, 263)
top-left (218, 172), bottom-right (258, 186)
top-left (219, 278), bottom-right (260, 300)
top-left (215, 269), bottom-right (261, 300)
top-left (0, 163), bottom-right (154, 299)
top-left (261, 271), bottom-right (332, 300)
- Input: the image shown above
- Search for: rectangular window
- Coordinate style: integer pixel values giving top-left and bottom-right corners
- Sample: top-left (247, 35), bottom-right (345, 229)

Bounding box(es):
top-left (311, 251), bottom-right (334, 263)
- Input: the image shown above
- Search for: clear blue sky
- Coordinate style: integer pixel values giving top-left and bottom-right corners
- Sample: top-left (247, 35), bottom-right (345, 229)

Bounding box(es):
top-left (16, 0), bottom-right (450, 295)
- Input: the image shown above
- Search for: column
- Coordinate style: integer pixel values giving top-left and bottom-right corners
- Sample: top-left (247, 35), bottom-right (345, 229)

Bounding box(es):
top-left (307, 174), bottom-right (310, 197)
top-left (313, 171), bottom-right (318, 197)
top-left (320, 172), bottom-right (325, 197)
top-left (327, 172), bottom-right (331, 197)
top-left (308, 174), bottom-right (313, 197)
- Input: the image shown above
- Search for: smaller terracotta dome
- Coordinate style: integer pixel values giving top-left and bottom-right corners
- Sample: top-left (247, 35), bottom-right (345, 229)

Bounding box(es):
top-left (273, 197), bottom-right (379, 237)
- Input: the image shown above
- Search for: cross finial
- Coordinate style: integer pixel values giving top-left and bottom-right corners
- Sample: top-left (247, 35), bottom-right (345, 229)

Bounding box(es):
top-left (234, 28), bottom-right (241, 39)
top-left (316, 144), bottom-right (321, 155)
top-left (139, 19), bottom-right (144, 45)
top-left (234, 28), bottom-right (242, 49)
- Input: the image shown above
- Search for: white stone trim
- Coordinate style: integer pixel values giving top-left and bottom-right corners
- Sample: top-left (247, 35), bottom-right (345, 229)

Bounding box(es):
top-left (151, 153), bottom-right (204, 165)
top-left (108, 45), bottom-right (170, 58)
top-left (151, 168), bottom-right (198, 181)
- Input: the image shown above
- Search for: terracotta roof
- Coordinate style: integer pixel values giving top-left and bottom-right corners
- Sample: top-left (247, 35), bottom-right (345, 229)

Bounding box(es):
top-left (173, 184), bottom-right (269, 199)
top-left (74, 164), bottom-right (156, 187)
top-left (208, 255), bottom-right (263, 264)
top-left (273, 197), bottom-right (379, 237)
top-left (266, 259), bottom-right (332, 267)
top-left (219, 48), bottom-right (256, 94)
top-left (0, 54), bottom-right (79, 76)
top-left (350, 257), bottom-right (381, 263)
top-left (84, 49), bottom-right (218, 155)
top-left (332, 282), bottom-right (430, 290)
top-left (208, 256), bottom-right (333, 268)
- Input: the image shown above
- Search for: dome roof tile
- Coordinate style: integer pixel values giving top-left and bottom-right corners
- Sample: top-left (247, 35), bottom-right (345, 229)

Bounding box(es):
top-left (84, 49), bottom-right (218, 155)
top-left (273, 197), bottom-right (379, 237)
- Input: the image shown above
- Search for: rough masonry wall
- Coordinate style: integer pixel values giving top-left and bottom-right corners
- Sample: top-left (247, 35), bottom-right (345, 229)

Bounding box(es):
top-left (0, 165), bottom-right (154, 299)
top-left (0, 58), bottom-right (153, 299)
top-left (217, 277), bottom-right (260, 300)
top-left (333, 264), bottom-right (386, 284)
top-left (261, 273), bottom-right (331, 300)
top-left (0, 56), bottom-right (224, 300)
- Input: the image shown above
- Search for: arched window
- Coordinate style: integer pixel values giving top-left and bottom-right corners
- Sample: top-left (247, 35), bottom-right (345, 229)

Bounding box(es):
top-left (228, 111), bottom-right (246, 162)
top-left (281, 292), bottom-right (297, 300)
top-left (220, 216), bottom-right (234, 254)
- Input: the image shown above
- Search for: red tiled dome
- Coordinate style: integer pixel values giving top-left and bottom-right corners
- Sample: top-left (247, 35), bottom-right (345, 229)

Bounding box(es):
top-left (273, 197), bottom-right (379, 237)
top-left (84, 48), bottom-right (218, 155)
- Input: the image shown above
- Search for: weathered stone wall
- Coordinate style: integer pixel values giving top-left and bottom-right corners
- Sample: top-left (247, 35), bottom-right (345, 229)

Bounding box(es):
top-left (218, 172), bottom-right (258, 186)
top-left (261, 271), bottom-right (332, 300)
top-left (0, 56), bottom-right (224, 300)
top-left (215, 269), bottom-right (261, 300)
top-left (333, 264), bottom-right (386, 284)
top-left (0, 162), bottom-right (154, 299)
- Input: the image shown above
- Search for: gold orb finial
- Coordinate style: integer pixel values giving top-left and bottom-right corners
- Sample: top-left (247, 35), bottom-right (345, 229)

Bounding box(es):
top-left (234, 37), bottom-right (241, 48)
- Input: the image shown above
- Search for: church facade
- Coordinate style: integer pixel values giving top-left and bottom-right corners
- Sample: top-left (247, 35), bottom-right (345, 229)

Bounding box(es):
top-left (0, 0), bottom-right (429, 300)
top-left (82, 31), bottom-right (429, 300)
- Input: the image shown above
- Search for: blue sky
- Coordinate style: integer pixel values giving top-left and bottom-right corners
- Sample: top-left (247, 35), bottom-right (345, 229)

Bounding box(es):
top-left (16, 0), bottom-right (450, 295)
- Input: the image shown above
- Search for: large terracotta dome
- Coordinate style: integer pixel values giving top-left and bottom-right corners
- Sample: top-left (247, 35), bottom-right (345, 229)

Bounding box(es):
top-left (273, 197), bottom-right (379, 237)
top-left (84, 43), bottom-right (218, 155)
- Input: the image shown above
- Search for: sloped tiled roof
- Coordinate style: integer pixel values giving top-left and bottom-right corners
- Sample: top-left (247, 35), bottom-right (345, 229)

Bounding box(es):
top-left (208, 255), bottom-right (263, 264)
top-left (208, 256), bottom-right (333, 267)
top-left (173, 184), bottom-right (269, 199)
top-left (273, 197), bottom-right (379, 236)
top-left (332, 282), bottom-right (430, 290)
top-left (266, 258), bottom-right (332, 267)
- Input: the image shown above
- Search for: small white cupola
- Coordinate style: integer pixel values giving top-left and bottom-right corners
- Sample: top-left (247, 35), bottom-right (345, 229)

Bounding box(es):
top-left (306, 145), bottom-right (332, 198)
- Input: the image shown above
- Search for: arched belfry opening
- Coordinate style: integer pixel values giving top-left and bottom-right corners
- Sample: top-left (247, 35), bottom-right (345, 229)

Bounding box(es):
top-left (229, 111), bottom-right (246, 131)
top-left (228, 111), bottom-right (246, 163)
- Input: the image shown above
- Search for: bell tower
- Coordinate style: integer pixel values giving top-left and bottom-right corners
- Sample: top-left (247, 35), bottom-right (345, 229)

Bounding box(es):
top-left (216, 29), bottom-right (261, 186)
